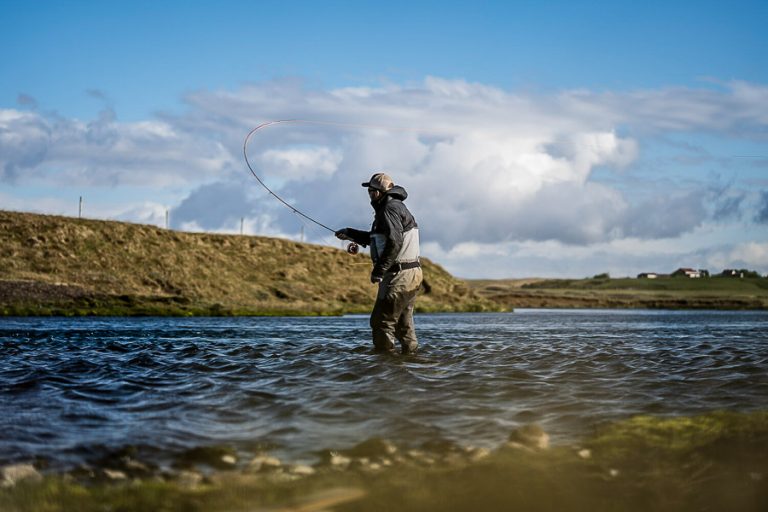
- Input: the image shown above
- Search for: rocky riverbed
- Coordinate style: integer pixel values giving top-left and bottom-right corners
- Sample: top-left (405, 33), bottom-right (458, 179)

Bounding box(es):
top-left (2, 414), bottom-right (767, 512)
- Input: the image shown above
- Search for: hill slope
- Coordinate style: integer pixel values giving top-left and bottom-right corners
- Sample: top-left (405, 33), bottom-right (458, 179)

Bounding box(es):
top-left (0, 211), bottom-right (499, 316)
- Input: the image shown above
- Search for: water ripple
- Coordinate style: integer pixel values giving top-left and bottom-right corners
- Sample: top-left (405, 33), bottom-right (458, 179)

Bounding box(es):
top-left (1, 310), bottom-right (767, 469)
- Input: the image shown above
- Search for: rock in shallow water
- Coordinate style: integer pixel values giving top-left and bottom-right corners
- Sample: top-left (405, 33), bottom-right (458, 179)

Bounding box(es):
top-left (174, 445), bottom-right (238, 470)
top-left (248, 454), bottom-right (282, 472)
top-left (102, 469), bottom-right (128, 481)
top-left (465, 446), bottom-right (491, 462)
top-left (329, 454), bottom-right (352, 469)
top-left (1, 464), bottom-right (42, 488)
top-left (288, 464), bottom-right (316, 476)
top-left (507, 424), bottom-right (550, 450)
top-left (174, 470), bottom-right (204, 489)
top-left (344, 438), bottom-right (398, 458)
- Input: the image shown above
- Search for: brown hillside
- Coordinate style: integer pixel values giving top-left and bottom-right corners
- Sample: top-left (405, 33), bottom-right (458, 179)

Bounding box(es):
top-left (0, 210), bottom-right (499, 316)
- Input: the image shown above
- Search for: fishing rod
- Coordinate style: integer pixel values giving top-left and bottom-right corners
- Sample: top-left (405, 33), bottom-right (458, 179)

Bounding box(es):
top-left (243, 120), bottom-right (338, 234)
top-left (243, 119), bottom-right (368, 254)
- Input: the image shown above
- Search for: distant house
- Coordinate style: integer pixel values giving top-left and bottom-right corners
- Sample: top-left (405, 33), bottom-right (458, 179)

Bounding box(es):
top-left (721, 269), bottom-right (744, 278)
top-left (672, 268), bottom-right (702, 278)
top-left (637, 272), bottom-right (658, 279)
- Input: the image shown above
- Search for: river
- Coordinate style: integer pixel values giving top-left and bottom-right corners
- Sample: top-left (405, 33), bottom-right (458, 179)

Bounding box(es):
top-left (1, 310), bottom-right (766, 470)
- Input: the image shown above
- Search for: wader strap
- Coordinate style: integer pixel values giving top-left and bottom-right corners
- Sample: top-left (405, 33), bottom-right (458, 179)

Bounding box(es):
top-left (389, 261), bottom-right (421, 273)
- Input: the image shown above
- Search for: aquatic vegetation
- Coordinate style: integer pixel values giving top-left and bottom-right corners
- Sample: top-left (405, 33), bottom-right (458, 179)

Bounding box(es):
top-left (2, 412), bottom-right (766, 511)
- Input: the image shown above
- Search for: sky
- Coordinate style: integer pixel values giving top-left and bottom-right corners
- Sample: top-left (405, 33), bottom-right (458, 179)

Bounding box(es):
top-left (1, 0), bottom-right (767, 278)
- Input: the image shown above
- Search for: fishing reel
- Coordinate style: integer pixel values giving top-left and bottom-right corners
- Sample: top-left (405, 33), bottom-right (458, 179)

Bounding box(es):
top-left (346, 242), bottom-right (360, 255)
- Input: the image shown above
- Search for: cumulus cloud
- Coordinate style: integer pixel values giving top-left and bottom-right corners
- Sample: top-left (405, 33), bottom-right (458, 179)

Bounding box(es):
top-left (707, 242), bottom-right (768, 273)
top-left (3, 77), bottom-right (768, 277)
top-left (755, 190), bottom-right (768, 224)
top-left (171, 180), bottom-right (258, 231)
top-left (0, 106), bottom-right (235, 188)
top-left (258, 145), bottom-right (342, 182)
top-left (622, 192), bottom-right (707, 239)
top-left (0, 109), bottom-right (50, 182)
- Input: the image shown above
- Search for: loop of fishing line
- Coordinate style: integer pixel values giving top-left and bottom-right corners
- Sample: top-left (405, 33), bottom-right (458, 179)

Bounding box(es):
top-left (243, 120), bottom-right (338, 234)
top-left (242, 119), bottom-right (434, 254)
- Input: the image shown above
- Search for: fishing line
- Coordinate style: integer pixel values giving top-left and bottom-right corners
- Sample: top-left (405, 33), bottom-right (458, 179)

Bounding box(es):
top-left (243, 120), bottom-right (338, 234)
top-left (243, 119), bottom-right (438, 253)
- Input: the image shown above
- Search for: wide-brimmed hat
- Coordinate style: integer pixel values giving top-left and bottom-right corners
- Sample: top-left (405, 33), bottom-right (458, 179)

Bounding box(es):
top-left (362, 172), bottom-right (393, 191)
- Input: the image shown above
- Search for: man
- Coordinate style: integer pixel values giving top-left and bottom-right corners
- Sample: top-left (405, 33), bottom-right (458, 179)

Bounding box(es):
top-left (336, 172), bottom-right (422, 355)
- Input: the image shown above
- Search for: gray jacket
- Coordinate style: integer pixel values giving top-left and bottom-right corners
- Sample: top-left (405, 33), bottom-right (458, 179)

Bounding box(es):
top-left (342, 185), bottom-right (420, 279)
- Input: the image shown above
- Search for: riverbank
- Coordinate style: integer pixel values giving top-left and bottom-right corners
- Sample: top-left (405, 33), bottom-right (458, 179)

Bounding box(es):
top-left (4, 210), bottom-right (765, 315)
top-left (468, 276), bottom-right (768, 310)
top-left (2, 411), bottom-right (766, 512)
top-left (0, 210), bottom-right (499, 316)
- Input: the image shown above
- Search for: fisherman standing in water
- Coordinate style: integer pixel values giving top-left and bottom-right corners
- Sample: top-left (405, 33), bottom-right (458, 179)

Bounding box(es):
top-left (336, 173), bottom-right (422, 355)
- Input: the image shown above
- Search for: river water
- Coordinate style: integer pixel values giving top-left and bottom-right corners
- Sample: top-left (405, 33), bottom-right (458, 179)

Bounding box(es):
top-left (1, 310), bottom-right (767, 470)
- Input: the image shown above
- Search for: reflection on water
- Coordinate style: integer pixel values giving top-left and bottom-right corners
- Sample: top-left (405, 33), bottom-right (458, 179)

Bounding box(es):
top-left (1, 310), bottom-right (767, 469)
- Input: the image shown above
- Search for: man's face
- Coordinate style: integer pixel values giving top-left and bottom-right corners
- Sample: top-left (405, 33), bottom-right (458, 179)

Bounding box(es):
top-left (368, 188), bottom-right (382, 201)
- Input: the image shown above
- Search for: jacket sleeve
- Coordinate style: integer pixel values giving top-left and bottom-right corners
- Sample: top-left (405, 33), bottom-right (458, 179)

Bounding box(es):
top-left (342, 228), bottom-right (371, 247)
top-left (372, 204), bottom-right (404, 278)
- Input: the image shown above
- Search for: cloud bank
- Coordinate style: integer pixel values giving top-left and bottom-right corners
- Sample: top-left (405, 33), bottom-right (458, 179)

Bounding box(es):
top-left (2, 77), bottom-right (767, 276)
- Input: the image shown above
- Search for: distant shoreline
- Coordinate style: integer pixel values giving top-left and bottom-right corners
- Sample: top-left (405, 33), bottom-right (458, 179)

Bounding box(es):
top-left (467, 276), bottom-right (768, 311)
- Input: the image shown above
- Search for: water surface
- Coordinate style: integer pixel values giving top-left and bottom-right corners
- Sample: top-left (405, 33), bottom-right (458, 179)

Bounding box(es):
top-left (1, 310), bottom-right (766, 469)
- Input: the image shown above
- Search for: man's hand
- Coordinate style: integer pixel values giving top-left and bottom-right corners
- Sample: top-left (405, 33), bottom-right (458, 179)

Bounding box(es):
top-left (370, 271), bottom-right (383, 284)
top-left (335, 228), bottom-right (351, 241)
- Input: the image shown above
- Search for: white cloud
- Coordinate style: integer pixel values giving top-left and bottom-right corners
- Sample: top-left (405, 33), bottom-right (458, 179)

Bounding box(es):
top-left (258, 145), bottom-right (342, 181)
top-left (3, 77), bottom-right (768, 277)
top-left (425, 228), bottom-right (768, 279)
top-left (707, 242), bottom-right (768, 272)
top-left (114, 202), bottom-right (169, 227)
top-left (0, 107), bottom-right (235, 188)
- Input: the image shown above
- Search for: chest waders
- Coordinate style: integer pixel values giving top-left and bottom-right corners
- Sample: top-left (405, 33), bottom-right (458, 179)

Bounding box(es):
top-left (369, 228), bottom-right (422, 354)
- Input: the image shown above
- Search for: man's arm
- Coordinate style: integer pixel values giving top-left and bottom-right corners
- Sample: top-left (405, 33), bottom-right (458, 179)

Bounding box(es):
top-left (335, 227), bottom-right (370, 246)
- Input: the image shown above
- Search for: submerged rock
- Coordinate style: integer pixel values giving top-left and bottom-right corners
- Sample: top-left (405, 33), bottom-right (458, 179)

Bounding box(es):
top-left (344, 438), bottom-right (398, 458)
top-left (174, 470), bottom-right (204, 489)
top-left (102, 469), bottom-right (128, 481)
top-left (406, 449), bottom-right (436, 466)
top-left (329, 454), bottom-right (352, 469)
top-left (248, 454), bottom-right (282, 472)
top-left (288, 464), bottom-right (316, 476)
top-left (420, 438), bottom-right (461, 454)
top-left (1, 463), bottom-right (42, 488)
top-left (173, 445), bottom-right (238, 470)
top-left (465, 446), bottom-right (491, 462)
top-left (507, 424), bottom-right (550, 450)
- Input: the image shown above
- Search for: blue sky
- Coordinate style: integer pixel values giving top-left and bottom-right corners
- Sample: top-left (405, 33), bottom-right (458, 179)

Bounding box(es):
top-left (1, 0), bottom-right (767, 277)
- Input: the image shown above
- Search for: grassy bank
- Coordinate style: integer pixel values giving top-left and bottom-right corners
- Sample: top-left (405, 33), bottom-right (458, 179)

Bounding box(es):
top-left (469, 276), bottom-right (768, 310)
top-left (0, 210), bottom-right (499, 316)
top-left (2, 411), bottom-right (766, 511)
